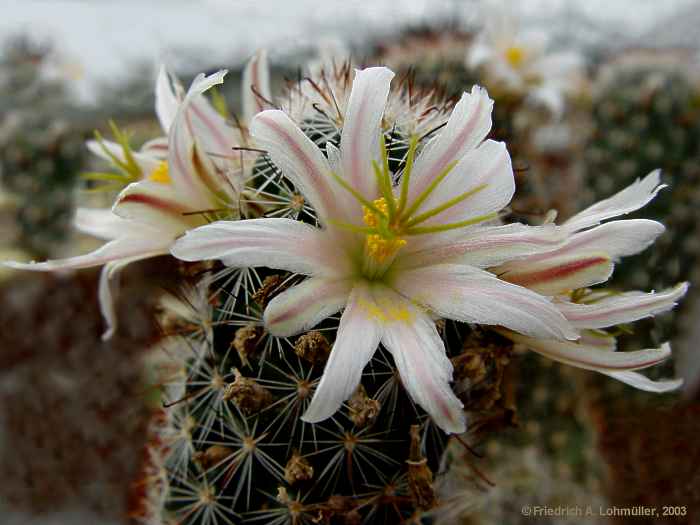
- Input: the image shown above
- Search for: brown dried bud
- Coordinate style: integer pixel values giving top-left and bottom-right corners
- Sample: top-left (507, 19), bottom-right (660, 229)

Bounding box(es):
top-left (252, 274), bottom-right (288, 308)
top-left (231, 324), bottom-right (262, 366)
top-left (294, 331), bottom-right (330, 363)
top-left (406, 425), bottom-right (437, 510)
top-left (452, 330), bottom-right (513, 412)
top-left (193, 445), bottom-right (233, 469)
top-left (223, 369), bottom-right (273, 415)
top-left (347, 385), bottom-right (380, 428)
top-left (284, 451), bottom-right (314, 485)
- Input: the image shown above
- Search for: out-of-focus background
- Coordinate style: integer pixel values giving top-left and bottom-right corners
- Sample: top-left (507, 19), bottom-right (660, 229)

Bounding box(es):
top-left (1, 1), bottom-right (699, 524)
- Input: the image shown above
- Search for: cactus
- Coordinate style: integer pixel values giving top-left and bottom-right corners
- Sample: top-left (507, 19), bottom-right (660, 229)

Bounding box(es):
top-left (583, 64), bottom-right (700, 345)
top-left (134, 65), bottom-right (535, 524)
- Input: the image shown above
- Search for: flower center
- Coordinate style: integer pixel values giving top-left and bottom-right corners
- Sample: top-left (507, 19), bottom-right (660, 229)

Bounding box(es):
top-left (505, 46), bottom-right (526, 68)
top-left (362, 198), bottom-right (407, 265)
top-left (149, 160), bottom-right (171, 184)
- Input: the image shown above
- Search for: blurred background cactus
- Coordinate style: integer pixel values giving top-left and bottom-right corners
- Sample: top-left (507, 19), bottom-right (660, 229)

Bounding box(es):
top-left (0, 36), bottom-right (88, 259)
top-left (582, 58), bottom-right (700, 347)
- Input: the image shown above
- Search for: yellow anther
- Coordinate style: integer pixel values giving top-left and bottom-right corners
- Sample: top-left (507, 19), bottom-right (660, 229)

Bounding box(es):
top-left (362, 197), bottom-right (406, 264)
top-left (366, 234), bottom-right (407, 263)
top-left (149, 161), bottom-right (170, 184)
top-left (505, 46), bottom-right (526, 68)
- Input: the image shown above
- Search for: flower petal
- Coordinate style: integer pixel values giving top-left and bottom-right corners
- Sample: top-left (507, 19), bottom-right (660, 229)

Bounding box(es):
top-left (339, 66), bottom-right (394, 199)
top-left (377, 287), bottom-right (465, 434)
top-left (264, 277), bottom-right (352, 337)
top-left (397, 223), bottom-right (566, 269)
top-left (99, 261), bottom-right (123, 341)
top-left (505, 330), bottom-right (673, 373)
top-left (155, 65), bottom-right (180, 133)
top-left (86, 138), bottom-right (160, 176)
top-left (564, 170), bottom-right (665, 232)
top-left (410, 139), bottom-right (514, 225)
top-left (168, 70), bottom-right (228, 209)
top-left (112, 181), bottom-right (198, 234)
top-left (391, 263), bottom-right (577, 340)
top-left (170, 218), bottom-right (347, 276)
top-left (302, 283), bottom-right (382, 423)
top-left (602, 371), bottom-right (682, 393)
top-left (497, 252), bottom-right (613, 296)
top-left (242, 49), bottom-right (272, 123)
top-left (74, 208), bottom-right (135, 241)
top-left (524, 219), bottom-right (664, 263)
top-left (250, 110), bottom-right (339, 222)
top-left (4, 235), bottom-right (171, 272)
top-left (558, 282), bottom-right (689, 329)
top-left (409, 86), bottom-right (493, 201)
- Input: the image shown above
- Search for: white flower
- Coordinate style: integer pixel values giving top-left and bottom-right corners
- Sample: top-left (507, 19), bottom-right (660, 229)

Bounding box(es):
top-left (466, 1), bottom-right (584, 116)
top-left (2, 67), bottom-right (248, 340)
top-left (495, 171), bottom-right (689, 392)
top-left (171, 66), bottom-right (578, 433)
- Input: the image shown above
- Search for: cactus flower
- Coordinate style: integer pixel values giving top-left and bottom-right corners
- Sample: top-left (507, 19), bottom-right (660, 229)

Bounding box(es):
top-left (4, 68), bottom-right (246, 340)
top-left (171, 66), bottom-right (578, 433)
top-left (496, 171), bottom-right (689, 392)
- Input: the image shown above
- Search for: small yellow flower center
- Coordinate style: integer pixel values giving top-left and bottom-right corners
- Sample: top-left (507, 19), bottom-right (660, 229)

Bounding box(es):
top-left (505, 46), bottom-right (526, 68)
top-left (362, 198), bottom-right (406, 264)
top-left (149, 161), bottom-right (170, 184)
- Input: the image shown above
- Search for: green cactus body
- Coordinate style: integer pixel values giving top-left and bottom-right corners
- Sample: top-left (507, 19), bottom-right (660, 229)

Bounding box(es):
top-left (584, 65), bottom-right (700, 346)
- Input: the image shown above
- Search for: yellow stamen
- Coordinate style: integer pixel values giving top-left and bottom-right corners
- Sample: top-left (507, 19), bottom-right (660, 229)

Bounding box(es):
top-left (362, 198), bottom-right (406, 263)
top-left (505, 46), bottom-right (525, 68)
top-left (149, 161), bottom-right (170, 184)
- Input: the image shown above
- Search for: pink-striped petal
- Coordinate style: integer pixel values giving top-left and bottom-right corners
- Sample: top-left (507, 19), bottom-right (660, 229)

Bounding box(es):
top-left (112, 181), bottom-right (200, 234)
top-left (264, 277), bottom-right (352, 337)
top-left (168, 70), bottom-right (228, 209)
top-left (302, 283), bottom-right (382, 423)
top-left (397, 223), bottom-right (566, 270)
top-left (339, 67), bottom-right (394, 199)
top-left (524, 219), bottom-right (664, 264)
top-left (602, 371), bottom-right (682, 393)
top-left (408, 86), bottom-right (493, 201)
top-left (250, 110), bottom-right (339, 222)
top-left (498, 252), bottom-right (613, 296)
top-left (505, 330), bottom-right (673, 373)
top-left (557, 282), bottom-right (689, 329)
top-left (377, 287), bottom-right (465, 434)
top-left (242, 49), bottom-right (273, 123)
top-left (564, 170), bottom-right (665, 232)
top-left (170, 218), bottom-right (347, 276)
top-left (391, 263), bottom-right (577, 340)
top-left (410, 139), bottom-right (514, 226)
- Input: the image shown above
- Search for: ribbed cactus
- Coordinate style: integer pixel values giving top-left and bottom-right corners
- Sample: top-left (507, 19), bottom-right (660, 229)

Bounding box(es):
top-left (583, 65), bottom-right (700, 344)
top-left (0, 36), bottom-right (86, 259)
